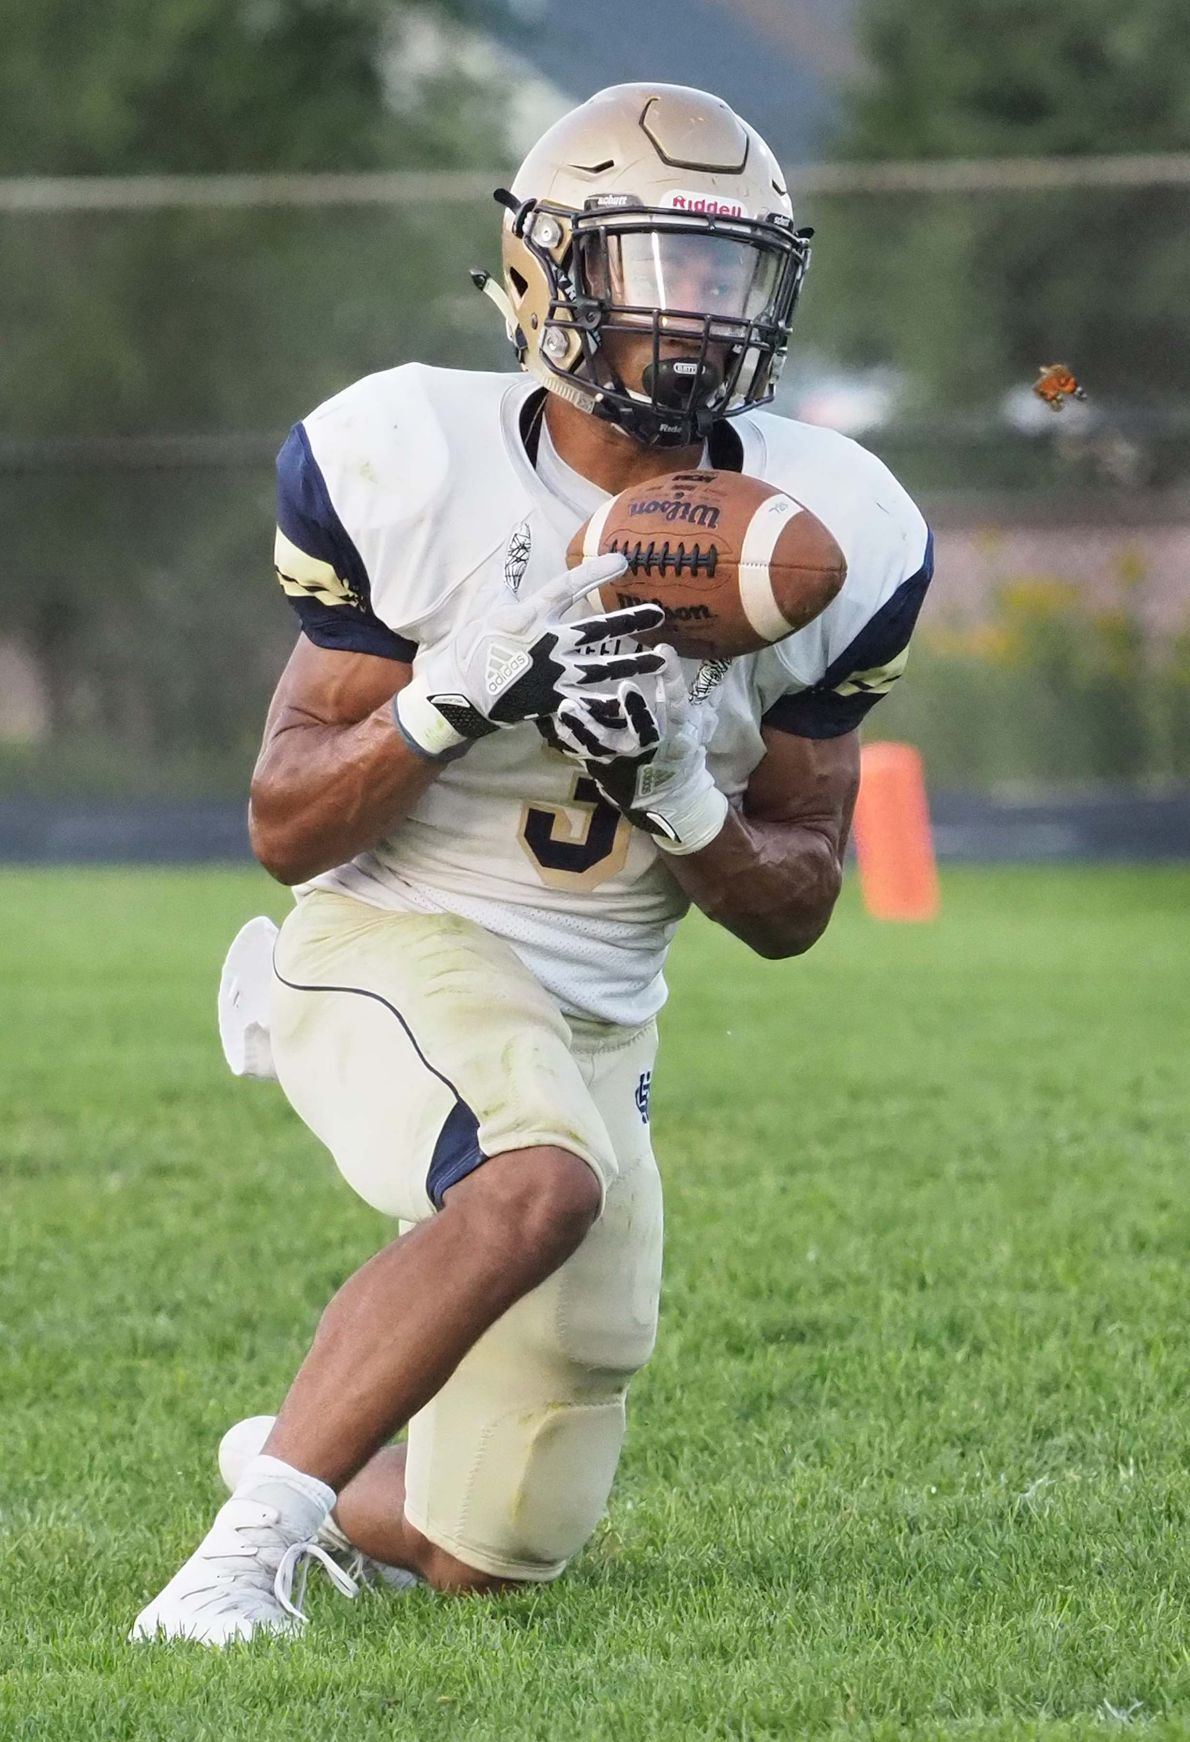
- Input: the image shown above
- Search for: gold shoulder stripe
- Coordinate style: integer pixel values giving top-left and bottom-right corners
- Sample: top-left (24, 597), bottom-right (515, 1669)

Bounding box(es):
top-left (273, 527), bottom-right (362, 610)
top-left (834, 645), bottom-right (910, 698)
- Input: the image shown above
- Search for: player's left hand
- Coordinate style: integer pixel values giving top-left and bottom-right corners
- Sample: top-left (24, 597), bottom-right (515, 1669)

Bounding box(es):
top-left (540, 678), bottom-right (663, 766)
top-left (550, 650), bottom-right (729, 855)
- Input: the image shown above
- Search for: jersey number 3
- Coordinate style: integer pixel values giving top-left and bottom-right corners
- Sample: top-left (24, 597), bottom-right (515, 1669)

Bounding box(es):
top-left (519, 775), bottom-right (630, 891)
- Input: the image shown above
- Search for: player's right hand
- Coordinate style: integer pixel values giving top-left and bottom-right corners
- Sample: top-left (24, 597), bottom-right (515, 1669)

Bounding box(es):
top-left (393, 554), bottom-right (666, 760)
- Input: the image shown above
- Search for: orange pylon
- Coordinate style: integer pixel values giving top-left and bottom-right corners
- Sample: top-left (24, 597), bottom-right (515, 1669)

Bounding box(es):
top-left (853, 741), bottom-right (940, 921)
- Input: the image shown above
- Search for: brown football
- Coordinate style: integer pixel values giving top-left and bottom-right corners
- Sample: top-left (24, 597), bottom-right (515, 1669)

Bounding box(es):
top-left (566, 469), bottom-right (846, 659)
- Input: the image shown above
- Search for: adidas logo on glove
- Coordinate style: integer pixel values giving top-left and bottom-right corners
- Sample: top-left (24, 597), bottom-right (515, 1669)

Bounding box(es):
top-left (485, 641), bottom-right (532, 696)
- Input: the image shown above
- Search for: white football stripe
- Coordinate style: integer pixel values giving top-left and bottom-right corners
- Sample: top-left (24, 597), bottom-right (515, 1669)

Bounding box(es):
top-left (581, 495), bottom-right (617, 559)
top-left (738, 494), bottom-right (803, 642)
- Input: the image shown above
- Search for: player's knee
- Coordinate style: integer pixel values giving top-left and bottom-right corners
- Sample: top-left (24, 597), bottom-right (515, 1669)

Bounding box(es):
top-left (465, 1146), bottom-right (601, 1268)
top-left (405, 1525), bottom-right (525, 1596)
top-left (518, 1148), bottom-right (602, 1258)
top-left (422, 1554), bottom-right (522, 1597)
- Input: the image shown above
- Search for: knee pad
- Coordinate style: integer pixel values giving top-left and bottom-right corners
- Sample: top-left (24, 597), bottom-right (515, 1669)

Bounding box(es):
top-left (403, 1154), bottom-right (663, 1581)
top-left (550, 1148), bottom-right (664, 1380)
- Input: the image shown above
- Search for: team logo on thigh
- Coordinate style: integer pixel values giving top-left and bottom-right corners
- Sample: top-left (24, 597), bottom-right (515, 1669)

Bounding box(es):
top-left (635, 1070), bottom-right (652, 1125)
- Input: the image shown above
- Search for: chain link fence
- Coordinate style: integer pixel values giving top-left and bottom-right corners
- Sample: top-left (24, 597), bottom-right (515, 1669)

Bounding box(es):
top-left (3, 165), bottom-right (1189, 795)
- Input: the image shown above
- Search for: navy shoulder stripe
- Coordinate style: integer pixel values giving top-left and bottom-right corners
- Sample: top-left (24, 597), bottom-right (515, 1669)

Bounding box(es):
top-left (764, 531), bottom-right (934, 740)
top-left (275, 424), bottom-right (417, 662)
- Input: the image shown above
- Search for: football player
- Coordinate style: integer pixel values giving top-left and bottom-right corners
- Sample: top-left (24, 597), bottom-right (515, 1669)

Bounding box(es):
top-left (132, 82), bottom-right (933, 1643)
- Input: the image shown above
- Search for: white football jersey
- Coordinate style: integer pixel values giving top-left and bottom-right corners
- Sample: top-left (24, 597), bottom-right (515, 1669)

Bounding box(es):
top-left (273, 365), bottom-right (933, 1025)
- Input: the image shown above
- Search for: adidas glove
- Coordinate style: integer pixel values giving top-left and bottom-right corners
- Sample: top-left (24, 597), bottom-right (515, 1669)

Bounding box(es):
top-left (393, 555), bottom-right (665, 760)
top-left (556, 650), bottom-right (729, 855)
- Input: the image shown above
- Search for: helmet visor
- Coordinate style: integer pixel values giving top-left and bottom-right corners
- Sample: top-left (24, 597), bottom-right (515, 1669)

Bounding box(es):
top-left (578, 228), bottom-right (784, 335)
top-left (525, 199), bottom-right (811, 445)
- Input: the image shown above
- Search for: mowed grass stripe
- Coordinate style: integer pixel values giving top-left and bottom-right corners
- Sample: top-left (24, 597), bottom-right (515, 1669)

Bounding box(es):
top-left (0, 866), bottom-right (1186, 1740)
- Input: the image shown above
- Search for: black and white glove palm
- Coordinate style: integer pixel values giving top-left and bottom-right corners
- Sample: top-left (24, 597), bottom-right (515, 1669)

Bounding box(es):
top-left (393, 555), bottom-right (665, 761)
top-left (553, 650), bottom-right (730, 855)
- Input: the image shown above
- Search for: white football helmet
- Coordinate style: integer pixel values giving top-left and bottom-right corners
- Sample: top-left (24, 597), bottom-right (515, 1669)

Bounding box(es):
top-left (473, 82), bottom-right (813, 448)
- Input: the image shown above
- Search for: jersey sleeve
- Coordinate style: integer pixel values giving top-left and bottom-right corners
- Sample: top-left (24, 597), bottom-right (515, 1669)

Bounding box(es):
top-left (273, 422), bottom-right (417, 661)
top-left (763, 528), bottom-right (934, 740)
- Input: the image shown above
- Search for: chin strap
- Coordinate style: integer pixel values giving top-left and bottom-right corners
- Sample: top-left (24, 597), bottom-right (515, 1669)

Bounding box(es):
top-left (469, 268), bottom-right (518, 332)
top-left (470, 268), bottom-right (704, 447)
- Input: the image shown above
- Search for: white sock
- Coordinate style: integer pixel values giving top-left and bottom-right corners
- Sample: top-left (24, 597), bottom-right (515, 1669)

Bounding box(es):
top-left (231, 1453), bottom-right (336, 1540)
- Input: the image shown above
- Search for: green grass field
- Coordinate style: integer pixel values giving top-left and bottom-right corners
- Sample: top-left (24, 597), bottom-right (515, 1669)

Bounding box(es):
top-left (1, 866), bottom-right (1187, 1741)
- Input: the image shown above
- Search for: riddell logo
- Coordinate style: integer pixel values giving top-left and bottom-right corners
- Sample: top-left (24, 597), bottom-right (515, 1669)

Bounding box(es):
top-left (663, 190), bottom-right (749, 219)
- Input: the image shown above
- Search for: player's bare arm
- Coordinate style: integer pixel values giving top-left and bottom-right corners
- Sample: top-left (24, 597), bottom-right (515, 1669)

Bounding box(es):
top-left (250, 639), bottom-right (426, 884)
top-left (251, 566), bottom-right (664, 883)
top-left (552, 662), bottom-right (860, 956)
top-left (662, 727), bottom-right (860, 959)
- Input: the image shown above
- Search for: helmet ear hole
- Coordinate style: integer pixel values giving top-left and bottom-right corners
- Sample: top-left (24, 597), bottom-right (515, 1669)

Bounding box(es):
top-left (509, 267), bottom-right (528, 299)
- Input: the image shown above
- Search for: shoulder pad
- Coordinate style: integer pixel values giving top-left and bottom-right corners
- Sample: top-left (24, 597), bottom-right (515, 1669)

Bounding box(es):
top-left (301, 366), bottom-right (525, 638)
top-left (740, 413), bottom-right (933, 734)
top-left (745, 411), bottom-right (927, 580)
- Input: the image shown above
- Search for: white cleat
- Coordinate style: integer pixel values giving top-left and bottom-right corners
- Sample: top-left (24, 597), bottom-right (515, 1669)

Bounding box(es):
top-left (129, 1493), bottom-right (358, 1645)
top-left (217, 1415), bottom-right (417, 1594)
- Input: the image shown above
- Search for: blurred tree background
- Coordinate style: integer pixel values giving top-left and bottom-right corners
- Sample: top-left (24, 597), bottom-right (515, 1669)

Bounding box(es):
top-left (0, 0), bottom-right (511, 174)
top-left (809, 0), bottom-right (1190, 417)
top-left (806, 0), bottom-right (1190, 781)
top-left (1, 0), bottom-right (514, 439)
top-left (0, 0), bottom-right (515, 790)
top-left (850, 0), bottom-right (1190, 158)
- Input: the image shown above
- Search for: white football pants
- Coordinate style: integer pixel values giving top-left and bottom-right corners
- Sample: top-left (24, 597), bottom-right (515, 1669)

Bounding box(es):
top-left (269, 890), bottom-right (663, 1582)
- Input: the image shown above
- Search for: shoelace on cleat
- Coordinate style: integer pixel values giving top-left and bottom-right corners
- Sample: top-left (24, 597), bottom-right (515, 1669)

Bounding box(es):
top-left (274, 1540), bottom-right (360, 1622)
top-left (315, 1512), bottom-right (418, 1592)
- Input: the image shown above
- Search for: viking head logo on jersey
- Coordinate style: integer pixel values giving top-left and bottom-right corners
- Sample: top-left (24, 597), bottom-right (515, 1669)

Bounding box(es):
top-left (471, 84), bottom-right (814, 450)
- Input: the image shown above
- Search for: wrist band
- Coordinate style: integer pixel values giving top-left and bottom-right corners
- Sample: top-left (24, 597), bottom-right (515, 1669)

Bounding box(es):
top-left (392, 684), bottom-right (468, 762)
top-left (654, 786), bottom-right (730, 856)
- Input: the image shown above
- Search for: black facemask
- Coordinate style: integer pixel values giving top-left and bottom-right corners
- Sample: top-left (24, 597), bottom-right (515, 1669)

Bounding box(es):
top-left (500, 191), bottom-right (813, 449)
